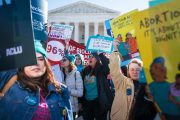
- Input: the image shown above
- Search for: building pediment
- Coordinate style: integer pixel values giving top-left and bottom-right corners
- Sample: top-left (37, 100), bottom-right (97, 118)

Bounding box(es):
top-left (49, 1), bottom-right (120, 14)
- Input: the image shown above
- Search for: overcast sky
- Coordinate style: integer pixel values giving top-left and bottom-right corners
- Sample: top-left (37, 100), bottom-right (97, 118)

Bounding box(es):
top-left (48, 0), bottom-right (150, 14)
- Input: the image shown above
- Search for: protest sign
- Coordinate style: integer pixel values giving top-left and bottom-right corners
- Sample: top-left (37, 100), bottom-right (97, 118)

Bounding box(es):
top-left (47, 38), bottom-right (90, 66)
top-left (46, 39), bottom-right (65, 63)
top-left (105, 19), bottom-right (114, 37)
top-left (86, 35), bottom-right (114, 53)
top-left (31, 0), bottom-right (48, 41)
top-left (110, 10), bottom-right (146, 83)
top-left (133, 0), bottom-right (180, 83)
top-left (110, 10), bottom-right (141, 61)
top-left (51, 64), bottom-right (64, 83)
top-left (49, 24), bottom-right (74, 40)
top-left (0, 0), bottom-right (36, 71)
top-left (110, 10), bottom-right (138, 39)
top-left (68, 40), bottom-right (91, 65)
top-left (149, 0), bottom-right (170, 7)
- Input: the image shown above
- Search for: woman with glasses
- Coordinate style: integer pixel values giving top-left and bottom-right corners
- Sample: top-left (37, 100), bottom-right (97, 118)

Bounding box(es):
top-left (61, 54), bottom-right (83, 119)
top-left (109, 40), bottom-right (144, 120)
top-left (79, 52), bottom-right (114, 120)
top-left (0, 41), bottom-right (73, 120)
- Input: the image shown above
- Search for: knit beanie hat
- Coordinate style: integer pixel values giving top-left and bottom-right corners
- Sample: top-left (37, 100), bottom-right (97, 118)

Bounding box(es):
top-left (91, 52), bottom-right (100, 61)
top-left (152, 57), bottom-right (165, 65)
top-left (34, 40), bottom-right (47, 57)
top-left (75, 54), bottom-right (85, 66)
top-left (64, 54), bottom-right (75, 63)
top-left (150, 57), bottom-right (165, 70)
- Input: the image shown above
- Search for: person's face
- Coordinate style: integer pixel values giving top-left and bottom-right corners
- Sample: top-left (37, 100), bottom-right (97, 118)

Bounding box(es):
top-left (89, 54), bottom-right (97, 68)
top-left (151, 63), bottom-right (167, 82)
top-left (75, 56), bottom-right (82, 65)
top-left (127, 34), bottom-right (132, 39)
top-left (24, 52), bottom-right (46, 78)
top-left (61, 57), bottom-right (70, 68)
top-left (117, 35), bottom-right (122, 42)
top-left (128, 63), bottom-right (141, 80)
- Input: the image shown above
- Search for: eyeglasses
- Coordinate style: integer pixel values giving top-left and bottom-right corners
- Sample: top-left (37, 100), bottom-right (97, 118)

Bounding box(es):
top-left (62, 59), bottom-right (68, 62)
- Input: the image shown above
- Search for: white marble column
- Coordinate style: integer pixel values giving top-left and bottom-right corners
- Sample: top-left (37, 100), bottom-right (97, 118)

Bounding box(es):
top-left (74, 22), bottom-right (79, 42)
top-left (94, 22), bottom-right (99, 35)
top-left (104, 22), bottom-right (107, 36)
top-left (85, 22), bottom-right (89, 45)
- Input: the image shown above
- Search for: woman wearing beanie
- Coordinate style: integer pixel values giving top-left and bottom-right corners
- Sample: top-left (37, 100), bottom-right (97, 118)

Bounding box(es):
top-left (0, 41), bottom-right (73, 120)
top-left (61, 54), bottom-right (83, 119)
top-left (79, 52), bottom-right (114, 120)
top-left (75, 54), bottom-right (85, 73)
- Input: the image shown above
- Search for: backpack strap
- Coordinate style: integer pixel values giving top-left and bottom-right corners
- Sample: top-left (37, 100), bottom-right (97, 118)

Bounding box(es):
top-left (74, 71), bottom-right (77, 89)
top-left (0, 75), bottom-right (17, 97)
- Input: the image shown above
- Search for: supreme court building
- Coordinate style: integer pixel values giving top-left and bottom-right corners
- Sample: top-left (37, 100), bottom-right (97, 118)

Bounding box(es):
top-left (48, 1), bottom-right (120, 45)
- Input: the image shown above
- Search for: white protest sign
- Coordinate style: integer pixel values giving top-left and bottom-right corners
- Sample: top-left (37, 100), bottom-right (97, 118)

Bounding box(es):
top-left (46, 40), bottom-right (65, 62)
top-left (86, 35), bottom-right (114, 53)
top-left (51, 64), bottom-right (63, 83)
top-left (49, 24), bottom-right (74, 40)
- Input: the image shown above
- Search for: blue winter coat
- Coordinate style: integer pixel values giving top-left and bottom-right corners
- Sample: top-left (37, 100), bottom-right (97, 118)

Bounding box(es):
top-left (0, 69), bottom-right (73, 120)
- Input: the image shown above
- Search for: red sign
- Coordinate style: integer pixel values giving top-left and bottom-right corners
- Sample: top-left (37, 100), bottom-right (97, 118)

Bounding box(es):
top-left (47, 38), bottom-right (90, 66)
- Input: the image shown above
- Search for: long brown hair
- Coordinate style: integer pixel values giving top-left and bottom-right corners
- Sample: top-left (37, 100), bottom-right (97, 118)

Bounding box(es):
top-left (17, 58), bottom-right (61, 95)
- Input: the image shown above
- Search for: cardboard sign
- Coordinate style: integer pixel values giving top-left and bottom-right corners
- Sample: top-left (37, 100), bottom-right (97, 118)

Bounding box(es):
top-left (49, 24), bottom-right (74, 40)
top-left (0, 0), bottom-right (36, 71)
top-left (134, 0), bottom-right (180, 83)
top-left (46, 39), bottom-right (65, 62)
top-left (51, 64), bottom-right (63, 83)
top-left (68, 40), bottom-right (91, 66)
top-left (47, 38), bottom-right (90, 66)
top-left (105, 19), bottom-right (114, 37)
top-left (86, 35), bottom-right (114, 53)
top-left (31, 0), bottom-right (48, 41)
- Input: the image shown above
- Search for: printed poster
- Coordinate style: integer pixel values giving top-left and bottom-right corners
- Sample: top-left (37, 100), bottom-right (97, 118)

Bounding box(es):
top-left (86, 35), bottom-right (114, 53)
top-left (110, 10), bottom-right (146, 83)
top-left (31, 0), bottom-right (48, 41)
top-left (49, 24), bottom-right (74, 40)
top-left (0, 0), bottom-right (36, 71)
top-left (133, 0), bottom-right (180, 83)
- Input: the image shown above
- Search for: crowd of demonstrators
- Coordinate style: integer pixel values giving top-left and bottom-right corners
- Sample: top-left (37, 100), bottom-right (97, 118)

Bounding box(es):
top-left (61, 54), bottom-right (83, 119)
top-left (0, 41), bottom-right (73, 120)
top-left (149, 57), bottom-right (180, 120)
top-left (79, 52), bottom-right (114, 120)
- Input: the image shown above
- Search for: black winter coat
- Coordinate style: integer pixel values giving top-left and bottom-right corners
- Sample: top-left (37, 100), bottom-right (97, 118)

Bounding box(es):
top-left (80, 53), bottom-right (114, 115)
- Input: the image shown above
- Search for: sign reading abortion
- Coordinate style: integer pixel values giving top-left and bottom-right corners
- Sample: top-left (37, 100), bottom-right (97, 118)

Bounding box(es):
top-left (86, 35), bottom-right (114, 53)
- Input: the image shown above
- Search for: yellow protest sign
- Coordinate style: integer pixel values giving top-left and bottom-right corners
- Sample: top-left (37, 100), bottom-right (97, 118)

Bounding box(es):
top-left (134, 0), bottom-right (180, 83)
top-left (110, 10), bottom-right (138, 40)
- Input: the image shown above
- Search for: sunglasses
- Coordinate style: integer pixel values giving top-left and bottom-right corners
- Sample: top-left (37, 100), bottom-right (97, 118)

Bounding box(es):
top-left (62, 58), bottom-right (68, 62)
